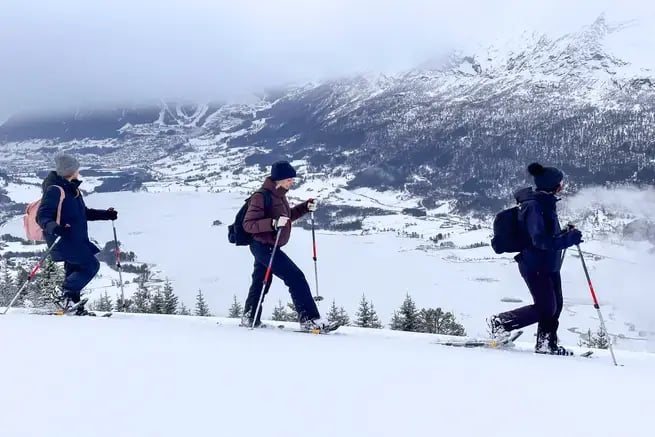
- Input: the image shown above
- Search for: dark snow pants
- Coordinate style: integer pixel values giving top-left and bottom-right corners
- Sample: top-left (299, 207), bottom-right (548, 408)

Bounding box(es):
top-left (244, 240), bottom-right (319, 324)
top-left (498, 263), bottom-right (563, 337)
top-left (62, 257), bottom-right (100, 303)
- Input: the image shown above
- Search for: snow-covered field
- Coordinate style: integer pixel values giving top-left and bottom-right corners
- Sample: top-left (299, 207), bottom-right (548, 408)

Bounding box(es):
top-left (0, 311), bottom-right (652, 437)
top-left (1, 189), bottom-right (654, 352)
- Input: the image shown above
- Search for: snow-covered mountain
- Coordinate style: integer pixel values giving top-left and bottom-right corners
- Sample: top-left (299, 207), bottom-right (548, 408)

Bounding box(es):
top-left (1, 15), bottom-right (654, 215)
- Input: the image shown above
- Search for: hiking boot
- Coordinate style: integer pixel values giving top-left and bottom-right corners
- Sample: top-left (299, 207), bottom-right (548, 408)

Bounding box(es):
top-left (74, 304), bottom-right (95, 316)
top-left (535, 331), bottom-right (572, 356)
top-left (240, 314), bottom-right (265, 328)
top-left (300, 317), bottom-right (338, 332)
top-left (487, 315), bottom-right (511, 342)
top-left (62, 297), bottom-right (89, 314)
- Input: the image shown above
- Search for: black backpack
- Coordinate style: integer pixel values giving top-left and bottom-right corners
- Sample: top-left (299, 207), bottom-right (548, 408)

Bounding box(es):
top-left (228, 189), bottom-right (272, 246)
top-left (490, 205), bottom-right (526, 254)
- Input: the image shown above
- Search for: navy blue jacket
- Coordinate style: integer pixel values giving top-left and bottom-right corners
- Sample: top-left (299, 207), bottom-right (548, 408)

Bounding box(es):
top-left (514, 187), bottom-right (574, 272)
top-left (36, 172), bottom-right (111, 263)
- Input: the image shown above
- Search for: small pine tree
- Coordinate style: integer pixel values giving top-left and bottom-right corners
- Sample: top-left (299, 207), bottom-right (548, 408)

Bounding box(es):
top-left (195, 289), bottom-right (211, 316)
top-left (178, 302), bottom-right (191, 316)
top-left (131, 283), bottom-right (152, 313)
top-left (161, 279), bottom-right (179, 314)
top-left (337, 307), bottom-right (350, 326)
top-left (286, 302), bottom-right (298, 322)
top-left (354, 294), bottom-right (382, 328)
top-left (228, 295), bottom-right (243, 318)
top-left (594, 327), bottom-right (610, 349)
top-left (418, 307), bottom-right (466, 336)
top-left (95, 291), bottom-right (113, 312)
top-left (0, 263), bottom-right (15, 306)
top-left (579, 326), bottom-right (610, 349)
top-left (115, 294), bottom-right (133, 312)
top-left (390, 294), bottom-right (421, 332)
top-left (150, 290), bottom-right (164, 314)
top-left (271, 300), bottom-right (290, 321)
top-left (326, 299), bottom-right (350, 326)
top-left (389, 311), bottom-right (403, 330)
top-left (27, 259), bottom-right (63, 308)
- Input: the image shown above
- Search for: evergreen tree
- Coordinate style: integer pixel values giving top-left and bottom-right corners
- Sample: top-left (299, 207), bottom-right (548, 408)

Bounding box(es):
top-left (418, 307), bottom-right (466, 336)
top-left (150, 290), bottom-right (164, 314)
top-left (195, 290), bottom-right (211, 316)
top-left (593, 327), bottom-right (610, 349)
top-left (286, 302), bottom-right (298, 322)
top-left (579, 326), bottom-right (610, 349)
top-left (326, 299), bottom-right (350, 326)
top-left (354, 294), bottom-right (382, 328)
top-left (178, 302), bottom-right (191, 316)
top-left (228, 295), bottom-right (243, 318)
top-left (95, 292), bottom-right (113, 312)
top-left (115, 294), bottom-right (133, 312)
top-left (28, 259), bottom-right (63, 308)
top-left (0, 263), bottom-right (16, 306)
top-left (389, 311), bottom-right (403, 330)
top-left (131, 283), bottom-right (152, 313)
top-left (390, 294), bottom-right (421, 332)
top-left (161, 279), bottom-right (179, 314)
top-left (271, 300), bottom-right (290, 321)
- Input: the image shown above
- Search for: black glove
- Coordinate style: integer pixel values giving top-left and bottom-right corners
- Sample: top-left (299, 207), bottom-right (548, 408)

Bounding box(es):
top-left (565, 229), bottom-right (583, 247)
top-left (54, 224), bottom-right (72, 238)
top-left (106, 208), bottom-right (118, 221)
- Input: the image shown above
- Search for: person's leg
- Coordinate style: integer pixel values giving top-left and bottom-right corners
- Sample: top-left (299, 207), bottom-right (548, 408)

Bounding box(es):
top-left (249, 242), bottom-right (319, 322)
top-left (243, 247), bottom-right (272, 326)
top-left (496, 265), bottom-right (557, 333)
top-left (61, 256), bottom-right (100, 314)
top-left (544, 271), bottom-right (564, 349)
top-left (62, 258), bottom-right (99, 301)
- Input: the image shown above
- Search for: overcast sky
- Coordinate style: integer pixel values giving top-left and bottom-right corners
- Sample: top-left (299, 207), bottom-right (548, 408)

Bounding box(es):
top-left (0, 0), bottom-right (653, 121)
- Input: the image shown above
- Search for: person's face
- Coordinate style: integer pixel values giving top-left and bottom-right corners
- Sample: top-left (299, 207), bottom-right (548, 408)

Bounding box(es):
top-left (277, 178), bottom-right (294, 190)
top-left (555, 180), bottom-right (564, 194)
top-left (67, 169), bottom-right (80, 181)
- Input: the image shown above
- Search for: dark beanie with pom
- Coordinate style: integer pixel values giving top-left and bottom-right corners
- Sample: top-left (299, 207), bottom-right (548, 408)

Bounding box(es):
top-left (528, 162), bottom-right (564, 192)
top-left (271, 161), bottom-right (297, 181)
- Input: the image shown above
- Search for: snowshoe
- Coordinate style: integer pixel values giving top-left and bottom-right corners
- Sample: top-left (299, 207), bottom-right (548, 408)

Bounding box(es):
top-left (299, 318), bottom-right (341, 334)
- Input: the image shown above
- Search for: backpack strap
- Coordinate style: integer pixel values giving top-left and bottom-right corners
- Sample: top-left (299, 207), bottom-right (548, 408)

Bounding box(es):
top-left (254, 189), bottom-right (272, 211)
top-left (51, 185), bottom-right (66, 225)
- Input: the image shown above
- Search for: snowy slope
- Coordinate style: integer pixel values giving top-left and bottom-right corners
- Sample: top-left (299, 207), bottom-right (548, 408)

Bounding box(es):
top-left (0, 312), bottom-right (652, 437)
top-left (1, 189), bottom-right (653, 352)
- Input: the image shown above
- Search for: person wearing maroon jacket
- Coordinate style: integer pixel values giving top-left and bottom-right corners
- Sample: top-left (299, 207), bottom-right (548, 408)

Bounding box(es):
top-left (241, 161), bottom-right (328, 330)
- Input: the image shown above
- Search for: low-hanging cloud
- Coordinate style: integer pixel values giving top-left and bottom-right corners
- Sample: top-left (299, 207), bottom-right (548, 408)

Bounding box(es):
top-left (566, 185), bottom-right (655, 221)
top-left (1, 0), bottom-right (654, 120)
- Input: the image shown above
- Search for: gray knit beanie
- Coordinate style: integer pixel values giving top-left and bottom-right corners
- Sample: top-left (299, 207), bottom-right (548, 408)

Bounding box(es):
top-left (55, 153), bottom-right (80, 177)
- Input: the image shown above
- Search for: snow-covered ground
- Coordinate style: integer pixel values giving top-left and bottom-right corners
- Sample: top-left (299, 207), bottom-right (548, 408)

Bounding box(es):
top-left (1, 189), bottom-right (654, 352)
top-left (0, 311), bottom-right (652, 437)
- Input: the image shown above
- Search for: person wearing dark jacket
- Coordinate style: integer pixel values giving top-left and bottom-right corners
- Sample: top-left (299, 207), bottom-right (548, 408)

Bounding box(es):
top-left (241, 161), bottom-right (329, 330)
top-left (36, 153), bottom-right (118, 315)
top-left (489, 162), bottom-right (583, 355)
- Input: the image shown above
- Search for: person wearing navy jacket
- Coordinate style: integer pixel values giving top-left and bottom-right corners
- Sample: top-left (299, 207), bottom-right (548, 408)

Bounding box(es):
top-left (488, 162), bottom-right (583, 355)
top-left (37, 153), bottom-right (118, 315)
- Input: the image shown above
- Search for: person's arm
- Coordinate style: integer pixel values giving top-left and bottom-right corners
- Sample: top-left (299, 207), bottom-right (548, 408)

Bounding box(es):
top-left (244, 193), bottom-right (276, 234)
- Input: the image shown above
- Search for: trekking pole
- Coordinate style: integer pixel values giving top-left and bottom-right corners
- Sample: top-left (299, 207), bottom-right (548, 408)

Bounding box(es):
top-left (2, 237), bottom-right (61, 315)
top-left (576, 244), bottom-right (619, 366)
top-left (111, 220), bottom-right (126, 312)
top-left (251, 227), bottom-right (283, 330)
top-left (310, 212), bottom-right (324, 302)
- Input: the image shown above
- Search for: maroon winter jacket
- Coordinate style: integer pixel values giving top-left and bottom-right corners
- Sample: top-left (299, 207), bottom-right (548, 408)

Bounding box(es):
top-left (243, 177), bottom-right (310, 247)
